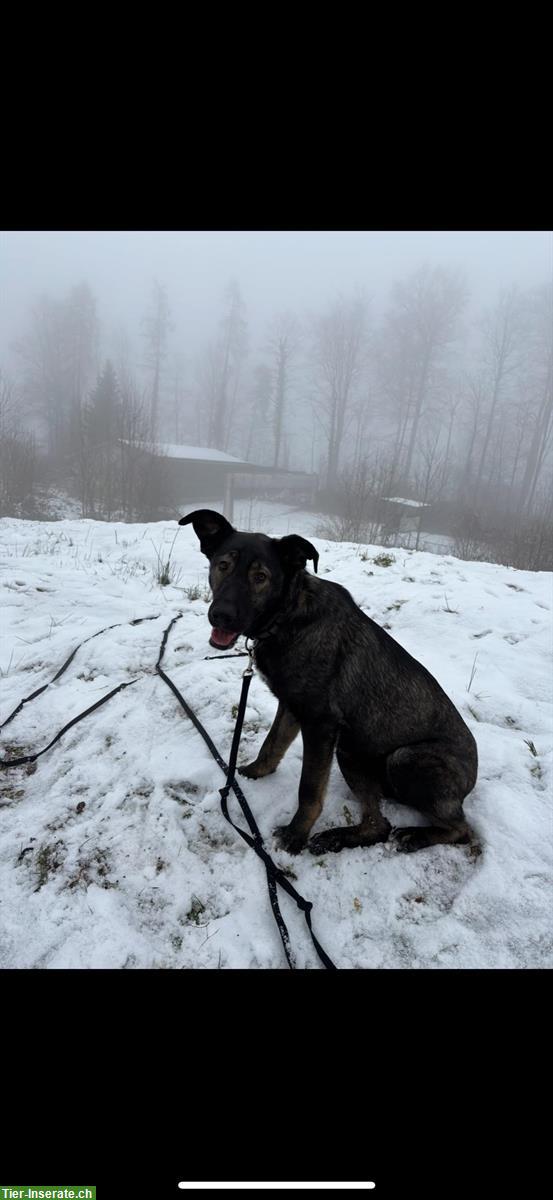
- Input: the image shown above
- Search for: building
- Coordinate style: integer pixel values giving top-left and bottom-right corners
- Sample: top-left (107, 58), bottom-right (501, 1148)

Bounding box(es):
top-left (124, 442), bottom-right (317, 522)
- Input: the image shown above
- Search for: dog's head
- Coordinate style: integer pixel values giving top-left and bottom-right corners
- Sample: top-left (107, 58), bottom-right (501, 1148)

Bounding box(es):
top-left (179, 509), bottom-right (319, 649)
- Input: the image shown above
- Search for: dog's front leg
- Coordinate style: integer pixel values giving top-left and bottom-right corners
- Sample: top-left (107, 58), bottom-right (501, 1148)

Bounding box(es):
top-left (274, 722), bottom-right (337, 855)
top-left (238, 702), bottom-right (300, 779)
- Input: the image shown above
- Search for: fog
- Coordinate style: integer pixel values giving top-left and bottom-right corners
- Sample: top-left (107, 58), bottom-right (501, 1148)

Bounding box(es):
top-left (1, 229), bottom-right (551, 570)
top-left (1, 230), bottom-right (550, 357)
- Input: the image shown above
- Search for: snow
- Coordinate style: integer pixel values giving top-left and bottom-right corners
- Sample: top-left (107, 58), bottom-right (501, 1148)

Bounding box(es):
top-left (381, 497), bottom-right (431, 508)
top-left (1, 501), bottom-right (552, 969)
top-left (130, 441), bottom-right (251, 465)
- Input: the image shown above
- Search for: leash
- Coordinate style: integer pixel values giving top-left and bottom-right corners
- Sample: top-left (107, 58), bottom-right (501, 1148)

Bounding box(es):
top-left (156, 615), bottom-right (337, 971)
top-left (1, 612), bottom-right (337, 970)
top-left (0, 615), bottom-right (160, 766)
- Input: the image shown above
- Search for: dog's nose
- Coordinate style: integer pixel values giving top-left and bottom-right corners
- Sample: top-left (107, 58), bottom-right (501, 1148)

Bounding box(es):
top-left (209, 603), bottom-right (237, 630)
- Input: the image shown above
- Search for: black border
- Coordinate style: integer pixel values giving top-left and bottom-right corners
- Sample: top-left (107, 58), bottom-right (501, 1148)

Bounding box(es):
top-left (2, 46), bottom-right (548, 1195)
top-left (4, 970), bottom-right (544, 1198)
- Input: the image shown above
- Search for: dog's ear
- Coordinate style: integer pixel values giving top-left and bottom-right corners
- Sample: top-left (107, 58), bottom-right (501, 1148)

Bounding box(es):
top-left (178, 509), bottom-right (234, 558)
top-left (277, 534), bottom-right (319, 575)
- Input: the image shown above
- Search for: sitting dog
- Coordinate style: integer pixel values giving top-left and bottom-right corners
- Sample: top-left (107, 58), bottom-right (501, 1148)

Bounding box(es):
top-left (179, 509), bottom-right (478, 856)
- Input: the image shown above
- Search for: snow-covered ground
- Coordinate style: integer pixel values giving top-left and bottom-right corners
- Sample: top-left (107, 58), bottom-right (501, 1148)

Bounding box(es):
top-left (1, 500), bottom-right (552, 968)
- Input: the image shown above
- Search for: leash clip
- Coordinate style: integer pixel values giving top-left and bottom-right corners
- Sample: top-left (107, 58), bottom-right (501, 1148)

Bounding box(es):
top-left (243, 638), bottom-right (255, 677)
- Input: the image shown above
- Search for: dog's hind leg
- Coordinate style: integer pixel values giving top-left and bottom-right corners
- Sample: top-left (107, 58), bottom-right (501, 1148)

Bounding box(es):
top-left (386, 742), bottom-right (475, 852)
top-left (308, 736), bottom-right (391, 854)
top-left (239, 701), bottom-right (300, 779)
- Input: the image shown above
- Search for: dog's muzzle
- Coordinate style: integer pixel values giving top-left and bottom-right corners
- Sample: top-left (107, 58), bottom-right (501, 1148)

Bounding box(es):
top-left (209, 627), bottom-right (240, 649)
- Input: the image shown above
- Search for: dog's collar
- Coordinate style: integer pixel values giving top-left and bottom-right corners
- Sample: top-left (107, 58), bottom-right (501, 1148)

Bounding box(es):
top-left (248, 608), bottom-right (289, 645)
top-left (249, 576), bottom-right (308, 645)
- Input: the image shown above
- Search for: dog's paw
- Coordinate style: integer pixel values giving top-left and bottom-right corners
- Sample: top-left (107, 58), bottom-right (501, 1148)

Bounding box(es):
top-left (308, 828), bottom-right (347, 854)
top-left (273, 824), bottom-right (306, 855)
top-left (238, 761), bottom-right (263, 779)
top-left (238, 760), bottom-right (274, 779)
top-left (391, 826), bottom-right (431, 853)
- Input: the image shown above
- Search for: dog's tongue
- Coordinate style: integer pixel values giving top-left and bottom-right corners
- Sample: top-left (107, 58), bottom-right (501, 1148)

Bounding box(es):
top-left (210, 628), bottom-right (238, 648)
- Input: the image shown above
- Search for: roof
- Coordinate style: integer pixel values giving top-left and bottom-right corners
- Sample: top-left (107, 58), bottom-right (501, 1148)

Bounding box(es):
top-left (131, 441), bottom-right (251, 466)
top-left (381, 496), bottom-right (431, 508)
top-left (121, 441), bottom-right (317, 478)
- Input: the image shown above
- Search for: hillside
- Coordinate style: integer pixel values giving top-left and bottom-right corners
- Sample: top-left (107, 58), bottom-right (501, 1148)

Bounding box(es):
top-left (1, 503), bottom-right (551, 968)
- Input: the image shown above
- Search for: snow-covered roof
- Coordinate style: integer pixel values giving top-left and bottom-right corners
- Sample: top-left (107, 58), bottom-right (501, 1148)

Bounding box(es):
top-left (132, 441), bottom-right (250, 465)
top-left (381, 496), bottom-right (431, 508)
top-left (121, 442), bottom-right (316, 476)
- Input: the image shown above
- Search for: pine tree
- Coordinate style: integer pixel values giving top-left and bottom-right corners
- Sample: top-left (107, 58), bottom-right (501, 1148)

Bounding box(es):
top-left (86, 360), bottom-right (120, 446)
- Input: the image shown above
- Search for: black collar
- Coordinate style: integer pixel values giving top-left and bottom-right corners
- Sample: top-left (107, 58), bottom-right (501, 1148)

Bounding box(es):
top-left (249, 607), bottom-right (289, 645)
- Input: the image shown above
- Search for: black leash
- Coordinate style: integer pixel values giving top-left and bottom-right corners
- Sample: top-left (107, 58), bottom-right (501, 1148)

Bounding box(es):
top-left (156, 614), bottom-right (337, 970)
top-left (0, 615), bottom-right (160, 767)
top-left (0, 678), bottom-right (139, 767)
top-left (1, 611), bottom-right (337, 969)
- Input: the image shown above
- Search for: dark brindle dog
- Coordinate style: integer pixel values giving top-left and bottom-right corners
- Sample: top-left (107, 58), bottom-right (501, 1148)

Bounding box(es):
top-left (179, 509), bottom-right (478, 856)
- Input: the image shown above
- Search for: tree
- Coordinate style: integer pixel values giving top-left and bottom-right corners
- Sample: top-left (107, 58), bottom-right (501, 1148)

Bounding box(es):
top-left (141, 280), bottom-right (173, 438)
top-left (13, 283), bottom-right (99, 459)
top-left (317, 451), bottom-right (395, 544)
top-left (65, 283), bottom-right (100, 451)
top-left (412, 430), bottom-right (445, 547)
top-left (111, 323), bottom-right (135, 392)
top-left (195, 340), bottom-right (221, 446)
top-left (518, 282), bottom-right (553, 512)
top-left (244, 363), bottom-right (273, 461)
top-left (78, 360), bottom-right (120, 518)
top-left (14, 294), bottom-right (71, 457)
top-left (470, 285), bottom-right (527, 500)
top-left (459, 370), bottom-right (486, 486)
top-left (86, 360), bottom-right (120, 446)
top-left (0, 370), bottom-right (37, 515)
top-left (437, 385), bottom-right (463, 496)
top-left (170, 352), bottom-right (188, 444)
top-left (375, 307), bottom-right (417, 490)
top-left (117, 371), bottom-right (160, 520)
top-left (381, 266), bottom-right (467, 484)
top-left (265, 312), bottom-right (301, 468)
top-left (206, 279), bottom-right (248, 450)
top-left (311, 292), bottom-right (369, 489)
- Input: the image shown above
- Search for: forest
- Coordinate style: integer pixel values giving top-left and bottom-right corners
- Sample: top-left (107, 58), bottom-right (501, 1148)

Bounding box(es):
top-left (1, 262), bottom-right (551, 570)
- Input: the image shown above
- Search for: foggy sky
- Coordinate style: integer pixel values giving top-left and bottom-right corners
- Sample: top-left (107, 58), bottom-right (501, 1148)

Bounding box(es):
top-left (1, 230), bottom-right (551, 367)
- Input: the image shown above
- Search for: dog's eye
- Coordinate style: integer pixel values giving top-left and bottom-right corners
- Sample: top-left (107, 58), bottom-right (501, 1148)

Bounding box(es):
top-left (253, 572), bottom-right (267, 584)
top-left (218, 561), bottom-right (229, 572)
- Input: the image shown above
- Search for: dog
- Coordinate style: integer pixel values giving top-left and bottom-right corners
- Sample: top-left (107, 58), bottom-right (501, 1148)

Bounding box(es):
top-left (179, 509), bottom-right (478, 856)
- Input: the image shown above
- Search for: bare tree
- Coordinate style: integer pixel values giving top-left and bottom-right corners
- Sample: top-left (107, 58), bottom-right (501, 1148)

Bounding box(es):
top-left (65, 283), bottom-right (100, 452)
top-left (117, 372), bottom-right (159, 520)
top-left (0, 370), bottom-right (37, 515)
top-left (471, 285), bottom-right (527, 499)
top-left (316, 452), bottom-right (395, 543)
top-left (415, 430), bottom-right (445, 504)
top-left (111, 324), bottom-right (136, 393)
top-left (438, 386), bottom-right (463, 496)
top-left (141, 280), bottom-right (173, 438)
top-left (170, 352), bottom-right (188, 444)
top-left (518, 282), bottom-right (553, 512)
top-left (375, 307), bottom-right (417, 490)
top-left (243, 363), bottom-right (273, 462)
top-left (207, 280), bottom-right (248, 450)
top-left (265, 312), bottom-right (301, 468)
top-left (382, 266), bottom-right (468, 483)
top-left (14, 294), bottom-right (71, 457)
top-left (76, 361), bottom-right (120, 518)
top-left (195, 340), bottom-right (221, 446)
top-left (13, 284), bottom-right (99, 460)
top-left (311, 292), bottom-right (369, 489)
top-left (460, 371), bottom-right (486, 485)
